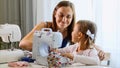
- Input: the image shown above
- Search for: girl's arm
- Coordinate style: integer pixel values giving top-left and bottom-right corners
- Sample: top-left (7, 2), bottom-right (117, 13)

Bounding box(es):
top-left (57, 44), bottom-right (77, 54)
top-left (73, 54), bottom-right (100, 65)
top-left (94, 45), bottom-right (105, 60)
top-left (19, 22), bottom-right (46, 51)
top-left (73, 49), bottom-right (100, 65)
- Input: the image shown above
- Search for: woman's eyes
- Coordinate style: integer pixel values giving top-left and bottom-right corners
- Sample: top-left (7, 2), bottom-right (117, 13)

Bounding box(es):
top-left (58, 14), bottom-right (72, 19)
top-left (58, 14), bottom-right (64, 17)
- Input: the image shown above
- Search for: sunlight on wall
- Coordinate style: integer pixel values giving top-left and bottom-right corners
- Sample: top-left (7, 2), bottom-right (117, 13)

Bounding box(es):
top-left (70, 0), bottom-right (120, 68)
top-left (69, 0), bottom-right (95, 22)
top-left (100, 0), bottom-right (120, 68)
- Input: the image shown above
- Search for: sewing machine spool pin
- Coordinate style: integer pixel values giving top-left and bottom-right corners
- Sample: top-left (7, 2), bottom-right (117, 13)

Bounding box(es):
top-left (8, 34), bottom-right (14, 51)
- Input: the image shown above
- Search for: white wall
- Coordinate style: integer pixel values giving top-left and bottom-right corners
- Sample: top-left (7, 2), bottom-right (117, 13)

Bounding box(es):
top-left (69, 0), bottom-right (95, 22)
top-left (33, 0), bottom-right (61, 25)
top-left (101, 0), bottom-right (120, 68)
top-left (36, 0), bottom-right (44, 24)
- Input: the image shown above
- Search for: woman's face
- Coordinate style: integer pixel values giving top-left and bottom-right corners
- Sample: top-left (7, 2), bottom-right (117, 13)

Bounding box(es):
top-left (55, 6), bottom-right (73, 30)
top-left (72, 24), bottom-right (80, 43)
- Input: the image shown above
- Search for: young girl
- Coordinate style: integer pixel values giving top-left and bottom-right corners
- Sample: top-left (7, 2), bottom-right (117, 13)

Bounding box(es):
top-left (57, 20), bottom-right (100, 65)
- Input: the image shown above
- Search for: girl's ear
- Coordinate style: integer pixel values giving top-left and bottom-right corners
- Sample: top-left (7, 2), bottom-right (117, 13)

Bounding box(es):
top-left (78, 32), bottom-right (82, 36)
top-left (78, 32), bottom-right (83, 38)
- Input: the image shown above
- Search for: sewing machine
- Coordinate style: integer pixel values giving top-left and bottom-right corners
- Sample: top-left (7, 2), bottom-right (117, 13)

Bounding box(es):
top-left (0, 26), bottom-right (112, 68)
top-left (0, 24), bottom-right (24, 63)
top-left (32, 28), bottom-right (63, 66)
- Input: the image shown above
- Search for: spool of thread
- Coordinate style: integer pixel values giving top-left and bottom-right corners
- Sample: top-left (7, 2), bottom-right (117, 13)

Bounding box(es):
top-left (0, 49), bottom-right (24, 63)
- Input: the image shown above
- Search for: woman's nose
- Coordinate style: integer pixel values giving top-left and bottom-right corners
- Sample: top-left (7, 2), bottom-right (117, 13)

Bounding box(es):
top-left (62, 17), bottom-right (67, 22)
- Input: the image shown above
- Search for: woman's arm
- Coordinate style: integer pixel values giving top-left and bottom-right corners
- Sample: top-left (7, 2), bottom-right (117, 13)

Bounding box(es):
top-left (19, 22), bottom-right (46, 51)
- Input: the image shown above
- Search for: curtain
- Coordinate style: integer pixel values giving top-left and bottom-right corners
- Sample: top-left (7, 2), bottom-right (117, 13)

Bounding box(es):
top-left (0, 0), bottom-right (33, 49)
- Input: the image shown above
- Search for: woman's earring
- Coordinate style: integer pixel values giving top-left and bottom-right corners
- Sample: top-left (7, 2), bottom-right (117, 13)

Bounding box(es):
top-left (78, 37), bottom-right (81, 39)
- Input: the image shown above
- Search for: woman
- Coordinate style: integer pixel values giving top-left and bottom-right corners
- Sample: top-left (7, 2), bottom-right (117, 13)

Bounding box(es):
top-left (19, 1), bottom-right (75, 51)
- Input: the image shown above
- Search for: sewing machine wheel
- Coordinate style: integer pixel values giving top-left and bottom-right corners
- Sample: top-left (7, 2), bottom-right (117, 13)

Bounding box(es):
top-left (39, 43), bottom-right (49, 57)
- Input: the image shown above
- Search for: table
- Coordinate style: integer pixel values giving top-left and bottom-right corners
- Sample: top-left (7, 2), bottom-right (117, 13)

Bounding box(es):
top-left (0, 63), bottom-right (111, 68)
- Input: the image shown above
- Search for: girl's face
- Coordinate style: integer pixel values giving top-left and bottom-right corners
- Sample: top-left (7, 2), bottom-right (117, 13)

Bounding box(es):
top-left (72, 24), bottom-right (81, 43)
top-left (55, 6), bottom-right (73, 30)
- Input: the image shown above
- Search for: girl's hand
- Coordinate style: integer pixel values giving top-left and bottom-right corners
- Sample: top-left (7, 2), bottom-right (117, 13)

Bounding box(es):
top-left (94, 45), bottom-right (105, 61)
top-left (61, 53), bottom-right (74, 60)
top-left (98, 50), bottom-right (105, 61)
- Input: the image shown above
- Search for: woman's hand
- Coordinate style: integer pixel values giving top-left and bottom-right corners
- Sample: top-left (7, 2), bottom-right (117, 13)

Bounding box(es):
top-left (98, 50), bottom-right (105, 61)
top-left (8, 61), bottom-right (29, 67)
top-left (61, 53), bottom-right (74, 60)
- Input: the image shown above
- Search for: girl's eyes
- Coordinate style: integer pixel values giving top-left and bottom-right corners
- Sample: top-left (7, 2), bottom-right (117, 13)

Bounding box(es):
top-left (67, 15), bottom-right (72, 19)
